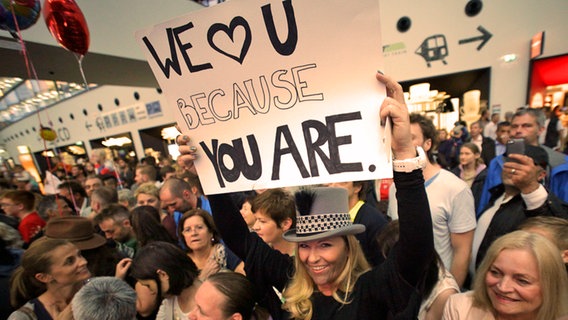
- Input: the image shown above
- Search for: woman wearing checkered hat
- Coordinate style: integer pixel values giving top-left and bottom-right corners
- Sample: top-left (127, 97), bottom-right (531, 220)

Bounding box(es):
top-left (177, 73), bottom-right (436, 320)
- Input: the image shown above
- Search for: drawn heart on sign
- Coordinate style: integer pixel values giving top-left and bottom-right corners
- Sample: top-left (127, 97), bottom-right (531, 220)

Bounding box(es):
top-left (207, 16), bottom-right (252, 64)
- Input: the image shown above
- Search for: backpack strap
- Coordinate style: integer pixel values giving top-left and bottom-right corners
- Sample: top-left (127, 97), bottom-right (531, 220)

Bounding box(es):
top-left (15, 303), bottom-right (37, 320)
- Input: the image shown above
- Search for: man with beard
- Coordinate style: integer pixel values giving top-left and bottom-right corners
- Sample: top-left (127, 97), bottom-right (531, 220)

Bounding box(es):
top-left (95, 204), bottom-right (137, 258)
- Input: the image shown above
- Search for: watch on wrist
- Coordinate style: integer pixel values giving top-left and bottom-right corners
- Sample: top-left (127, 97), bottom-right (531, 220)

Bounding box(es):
top-left (392, 146), bottom-right (427, 173)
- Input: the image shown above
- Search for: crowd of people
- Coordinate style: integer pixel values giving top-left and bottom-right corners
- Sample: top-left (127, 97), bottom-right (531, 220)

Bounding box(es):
top-left (0, 73), bottom-right (567, 320)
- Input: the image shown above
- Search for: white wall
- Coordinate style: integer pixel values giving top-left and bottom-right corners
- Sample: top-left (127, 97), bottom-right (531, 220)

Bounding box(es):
top-left (380, 0), bottom-right (568, 110)
top-left (0, 86), bottom-right (174, 159)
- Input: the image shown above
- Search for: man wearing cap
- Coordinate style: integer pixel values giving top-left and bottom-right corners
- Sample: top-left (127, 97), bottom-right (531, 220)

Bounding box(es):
top-left (471, 145), bottom-right (568, 273)
top-left (437, 124), bottom-right (466, 169)
top-left (478, 108), bottom-right (568, 215)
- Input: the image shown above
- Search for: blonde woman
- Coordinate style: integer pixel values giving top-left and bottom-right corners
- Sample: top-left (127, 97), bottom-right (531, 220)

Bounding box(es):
top-left (134, 182), bottom-right (176, 240)
top-left (181, 73), bottom-right (436, 319)
top-left (443, 230), bottom-right (568, 320)
top-left (90, 148), bottom-right (115, 175)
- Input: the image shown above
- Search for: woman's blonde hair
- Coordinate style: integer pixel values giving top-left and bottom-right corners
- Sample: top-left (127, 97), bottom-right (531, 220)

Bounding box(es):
top-left (91, 148), bottom-right (107, 162)
top-left (282, 235), bottom-right (370, 319)
top-left (473, 231), bottom-right (568, 320)
top-left (134, 182), bottom-right (160, 199)
top-left (519, 216), bottom-right (568, 251)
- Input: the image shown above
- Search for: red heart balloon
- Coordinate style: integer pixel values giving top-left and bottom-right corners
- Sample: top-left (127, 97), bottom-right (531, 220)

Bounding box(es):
top-left (43, 0), bottom-right (89, 56)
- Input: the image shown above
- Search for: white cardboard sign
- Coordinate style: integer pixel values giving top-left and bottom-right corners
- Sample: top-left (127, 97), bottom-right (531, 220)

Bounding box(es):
top-left (136, 0), bottom-right (391, 194)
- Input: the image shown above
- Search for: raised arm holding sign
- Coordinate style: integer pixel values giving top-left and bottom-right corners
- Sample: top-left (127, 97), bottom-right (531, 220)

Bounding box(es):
top-left (173, 73), bottom-right (435, 320)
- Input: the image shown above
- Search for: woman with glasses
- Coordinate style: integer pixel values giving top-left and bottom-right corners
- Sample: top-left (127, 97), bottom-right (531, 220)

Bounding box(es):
top-left (179, 209), bottom-right (245, 280)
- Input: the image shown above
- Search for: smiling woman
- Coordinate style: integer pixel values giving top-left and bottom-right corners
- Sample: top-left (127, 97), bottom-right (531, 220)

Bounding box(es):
top-left (9, 238), bottom-right (90, 320)
top-left (443, 231), bottom-right (568, 320)
top-left (182, 73), bottom-right (436, 320)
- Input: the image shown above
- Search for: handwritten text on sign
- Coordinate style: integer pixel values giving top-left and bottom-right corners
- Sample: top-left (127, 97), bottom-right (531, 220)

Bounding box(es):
top-left (136, 0), bottom-right (391, 194)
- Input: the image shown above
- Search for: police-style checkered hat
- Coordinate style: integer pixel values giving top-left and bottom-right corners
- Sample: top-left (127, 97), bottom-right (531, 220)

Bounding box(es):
top-left (283, 187), bottom-right (365, 242)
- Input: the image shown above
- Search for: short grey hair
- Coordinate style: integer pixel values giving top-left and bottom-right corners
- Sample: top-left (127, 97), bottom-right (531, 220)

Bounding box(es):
top-left (72, 277), bottom-right (136, 320)
top-left (37, 195), bottom-right (58, 220)
top-left (513, 107), bottom-right (545, 128)
top-left (118, 188), bottom-right (136, 208)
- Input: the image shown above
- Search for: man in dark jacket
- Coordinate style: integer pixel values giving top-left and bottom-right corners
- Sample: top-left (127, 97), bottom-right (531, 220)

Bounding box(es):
top-left (470, 145), bottom-right (568, 274)
top-left (468, 121), bottom-right (495, 165)
top-left (326, 180), bottom-right (388, 266)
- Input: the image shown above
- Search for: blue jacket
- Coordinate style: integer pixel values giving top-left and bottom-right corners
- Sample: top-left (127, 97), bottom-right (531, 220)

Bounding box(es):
top-left (478, 153), bottom-right (568, 217)
top-left (477, 156), bottom-right (504, 217)
top-left (550, 161), bottom-right (568, 202)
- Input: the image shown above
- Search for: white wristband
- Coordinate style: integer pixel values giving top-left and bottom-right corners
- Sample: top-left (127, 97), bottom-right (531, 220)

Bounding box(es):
top-left (392, 146), bottom-right (427, 173)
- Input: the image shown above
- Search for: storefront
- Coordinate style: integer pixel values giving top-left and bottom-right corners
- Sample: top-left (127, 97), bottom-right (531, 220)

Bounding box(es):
top-left (401, 68), bottom-right (491, 131)
top-left (527, 53), bottom-right (568, 108)
top-left (138, 123), bottom-right (180, 162)
top-left (89, 132), bottom-right (138, 162)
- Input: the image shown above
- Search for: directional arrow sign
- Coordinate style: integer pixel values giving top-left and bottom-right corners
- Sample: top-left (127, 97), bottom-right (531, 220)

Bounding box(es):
top-left (459, 26), bottom-right (492, 50)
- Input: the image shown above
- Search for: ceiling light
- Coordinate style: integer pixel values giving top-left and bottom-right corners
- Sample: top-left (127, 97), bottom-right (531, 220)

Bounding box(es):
top-left (161, 126), bottom-right (181, 140)
top-left (501, 54), bottom-right (517, 63)
top-left (17, 145), bottom-right (30, 154)
top-left (102, 137), bottom-right (132, 147)
top-left (41, 150), bottom-right (55, 157)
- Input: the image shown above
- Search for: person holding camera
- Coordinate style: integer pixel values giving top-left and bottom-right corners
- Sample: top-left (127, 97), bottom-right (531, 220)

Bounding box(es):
top-left (470, 145), bottom-right (568, 277)
top-left (477, 108), bottom-right (568, 215)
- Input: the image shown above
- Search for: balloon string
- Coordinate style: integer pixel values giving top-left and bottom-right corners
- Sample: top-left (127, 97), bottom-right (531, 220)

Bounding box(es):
top-left (75, 54), bottom-right (90, 91)
top-left (10, 0), bottom-right (61, 215)
top-left (8, 1), bottom-right (53, 128)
